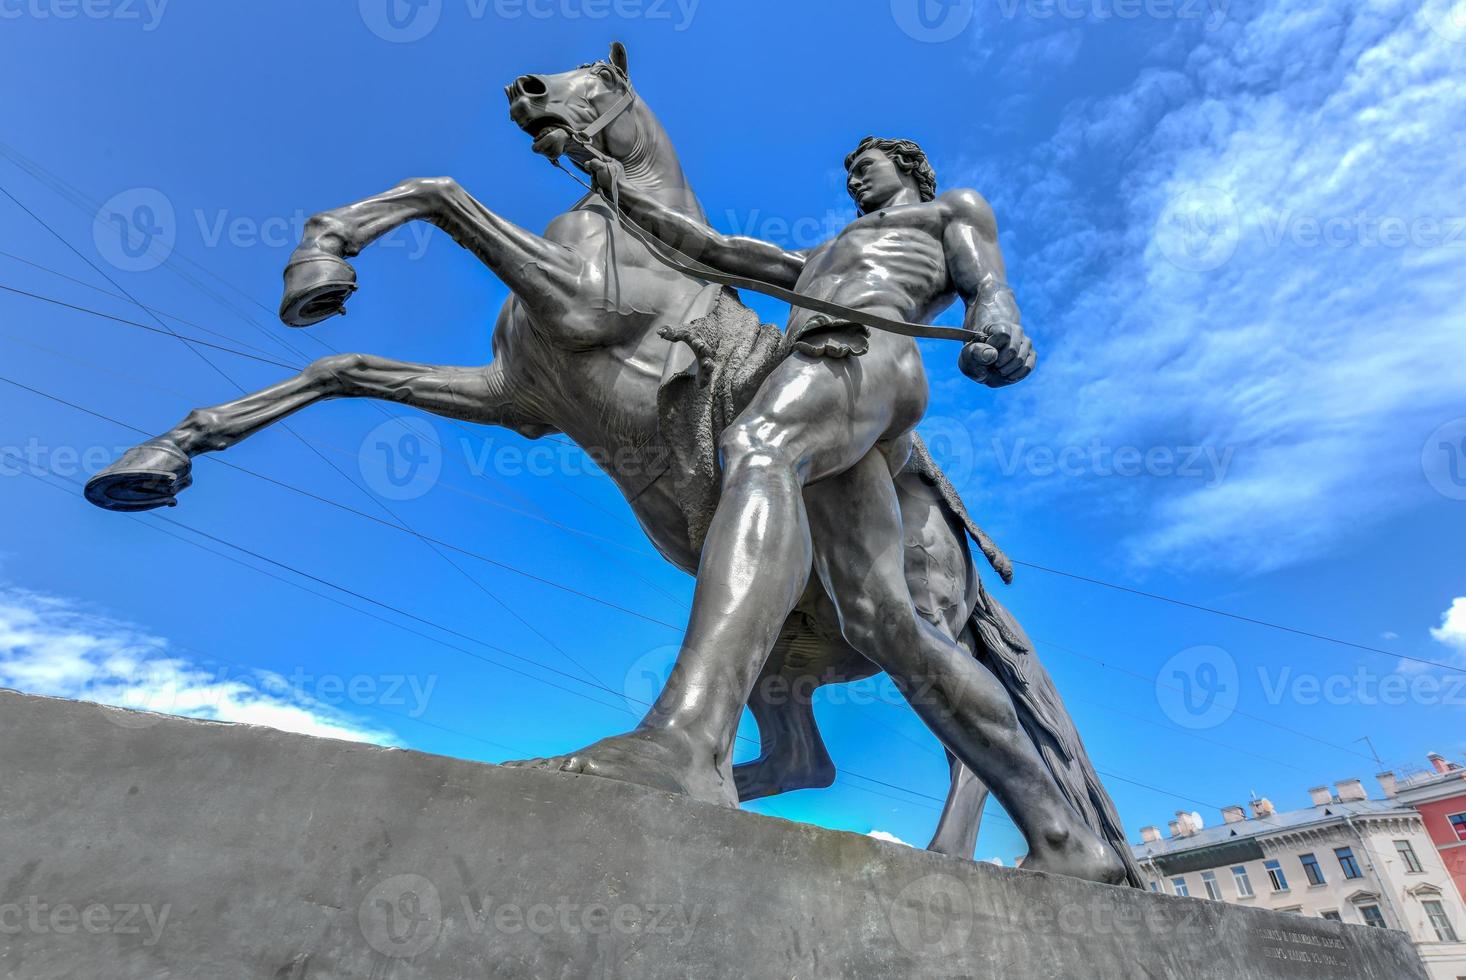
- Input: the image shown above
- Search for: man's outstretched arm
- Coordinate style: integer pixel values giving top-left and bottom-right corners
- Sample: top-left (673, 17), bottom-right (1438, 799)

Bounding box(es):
top-left (941, 188), bottom-right (1036, 387)
top-left (586, 158), bottom-right (805, 287)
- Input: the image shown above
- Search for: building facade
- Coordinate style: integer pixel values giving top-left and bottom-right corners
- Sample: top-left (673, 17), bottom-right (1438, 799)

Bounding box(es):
top-left (1382, 754), bottom-right (1466, 903)
top-left (1131, 781), bottom-right (1466, 980)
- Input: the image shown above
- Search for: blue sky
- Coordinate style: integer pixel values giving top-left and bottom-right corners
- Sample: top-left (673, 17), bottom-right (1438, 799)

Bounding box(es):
top-left (2, 0), bottom-right (1464, 863)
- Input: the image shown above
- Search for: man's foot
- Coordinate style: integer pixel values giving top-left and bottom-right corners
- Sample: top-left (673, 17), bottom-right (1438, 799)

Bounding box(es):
top-left (1021, 826), bottom-right (1128, 885)
top-left (503, 727), bottom-right (737, 808)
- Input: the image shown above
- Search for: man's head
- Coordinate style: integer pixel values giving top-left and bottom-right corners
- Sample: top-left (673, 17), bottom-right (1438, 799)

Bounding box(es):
top-left (844, 136), bottom-right (937, 213)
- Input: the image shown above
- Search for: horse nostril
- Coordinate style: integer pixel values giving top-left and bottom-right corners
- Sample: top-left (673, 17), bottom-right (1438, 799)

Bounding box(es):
top-left (512, 74), bottom-right (548, 98)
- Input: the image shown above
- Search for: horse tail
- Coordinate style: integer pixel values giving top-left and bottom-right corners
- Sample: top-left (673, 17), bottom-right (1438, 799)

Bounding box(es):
top-left (966, 585), bottom-right (1145, 888)
top-left (905, 433), bottom-right (1142, 886)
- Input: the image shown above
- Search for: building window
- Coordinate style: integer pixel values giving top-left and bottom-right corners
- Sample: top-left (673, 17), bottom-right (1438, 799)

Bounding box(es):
top-left (1336, 847), bottom-right (1363, 880)
top-left (1265, 859), bottom-right (1289, 892)
top-left (1396, 840), bottom-right (1424, 874)
top-left (1149, 881), bottom-right (1160, 892)
top-left (1424, 900), bottom-right (1459, 942)
top-left (1359, 905), bottom-right (1387, 929)
top-left (1321, 910), bottom-right (1342, 922)
top-left (1172, 877), bottom-right (1189, 897)
top-left (1300, 853), bottom-right (1326, 886)
top-left (1201, 870), bottom-right (1222, 901)
top-left (1233, 866), bottom-right (1255, 898)
top-left (1449, 813), bottom-right (1466, 842)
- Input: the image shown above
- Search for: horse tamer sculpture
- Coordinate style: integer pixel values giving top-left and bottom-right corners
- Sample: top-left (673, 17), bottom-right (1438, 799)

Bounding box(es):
top-left (86, 43), bottom-right (1139, 887)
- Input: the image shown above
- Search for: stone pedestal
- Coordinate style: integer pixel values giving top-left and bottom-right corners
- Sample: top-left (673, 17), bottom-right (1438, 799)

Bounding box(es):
top-left (0, 690), bottom-right (1427, 979)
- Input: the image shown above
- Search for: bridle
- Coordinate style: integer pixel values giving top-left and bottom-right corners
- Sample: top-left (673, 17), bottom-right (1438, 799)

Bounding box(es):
top-left (542, 62), bottom-right (999, 353)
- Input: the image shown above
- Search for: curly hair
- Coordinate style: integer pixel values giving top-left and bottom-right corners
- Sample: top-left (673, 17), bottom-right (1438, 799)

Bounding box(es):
top-left (844, 136), bottom-right (937, 203)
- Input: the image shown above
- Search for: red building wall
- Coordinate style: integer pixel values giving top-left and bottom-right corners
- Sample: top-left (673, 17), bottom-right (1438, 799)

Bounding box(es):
top-left (1413, 794), bottom-right (1466, 902)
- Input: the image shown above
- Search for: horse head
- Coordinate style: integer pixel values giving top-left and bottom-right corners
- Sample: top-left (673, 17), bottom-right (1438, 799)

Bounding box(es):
top-left (506, 42), bottom-right (703, 220)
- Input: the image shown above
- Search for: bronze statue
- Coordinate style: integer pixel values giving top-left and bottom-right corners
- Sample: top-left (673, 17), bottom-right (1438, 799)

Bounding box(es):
top-left (85, 43), bottom-right (1137, 886)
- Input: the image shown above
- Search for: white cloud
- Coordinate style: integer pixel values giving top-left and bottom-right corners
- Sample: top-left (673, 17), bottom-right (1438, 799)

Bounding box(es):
top-left (0, 586), bottom-right (392, 743)
top-left (948, 0), bottom-right (1466, 574)
top-left (1430, 597), bottom-right (1466, 659)
top-left (1002, 28), bottom-right (1085, 79)
top-left (867, 829), bottom-right (913, 847)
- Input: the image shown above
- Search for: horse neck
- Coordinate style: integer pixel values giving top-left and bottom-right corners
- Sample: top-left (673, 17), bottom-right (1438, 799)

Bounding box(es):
top-left (604, 100), bottom-right (706, 223)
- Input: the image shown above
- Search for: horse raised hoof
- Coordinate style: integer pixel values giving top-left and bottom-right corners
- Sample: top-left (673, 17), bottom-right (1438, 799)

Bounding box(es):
top-left (84, 439), bottom-right (193, 512)
top-left (279, 248), bottom-right (357, 327)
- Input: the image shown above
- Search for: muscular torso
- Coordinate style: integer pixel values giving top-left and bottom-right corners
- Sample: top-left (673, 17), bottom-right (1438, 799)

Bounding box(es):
top-left (789, 199), bottom-right (959, 332)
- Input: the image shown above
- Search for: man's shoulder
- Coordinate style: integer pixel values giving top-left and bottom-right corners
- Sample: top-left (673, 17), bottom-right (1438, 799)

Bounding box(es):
top-left (936, 187), bottom-right (998, 235)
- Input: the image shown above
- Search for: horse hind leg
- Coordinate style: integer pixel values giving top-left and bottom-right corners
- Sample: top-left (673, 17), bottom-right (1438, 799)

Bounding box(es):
top-left (896, 469), bottom-right (993, 860)
top-left (85, 354), bottom-right (535, 511)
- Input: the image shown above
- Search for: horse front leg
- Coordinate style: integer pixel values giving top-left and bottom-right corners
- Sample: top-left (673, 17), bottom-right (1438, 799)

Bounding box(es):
top-left (85, 355), bottom-right (548, 511)
top-left (280, 176), bottom-right (588, 327)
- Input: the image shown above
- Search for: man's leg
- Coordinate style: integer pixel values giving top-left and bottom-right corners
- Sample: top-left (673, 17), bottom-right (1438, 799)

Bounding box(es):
top-left (803, 449), bottom-right (1126, 884)
top-left (508, 334), bottom-right (924, 804)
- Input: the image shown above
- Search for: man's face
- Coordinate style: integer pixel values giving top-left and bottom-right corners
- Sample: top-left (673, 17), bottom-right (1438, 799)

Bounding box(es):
top-left (846, 149), bottom-right (910, 213)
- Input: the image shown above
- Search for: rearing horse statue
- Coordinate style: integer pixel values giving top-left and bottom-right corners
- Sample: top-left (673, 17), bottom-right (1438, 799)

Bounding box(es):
top-left (86, 43), bottom-right (1139, 885)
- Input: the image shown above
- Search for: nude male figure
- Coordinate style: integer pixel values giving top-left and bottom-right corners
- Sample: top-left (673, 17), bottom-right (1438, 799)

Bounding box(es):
top-left (512, 137), bottom-right (1123, 884)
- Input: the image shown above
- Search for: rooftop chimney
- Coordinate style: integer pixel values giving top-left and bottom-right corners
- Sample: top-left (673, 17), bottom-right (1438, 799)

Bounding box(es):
top-left (1250, 798), bottom-right (1276, 819)
top-left (1141, 826), bottom-right (1162, 844)
top-left (1168, 819), bottom-right (1182, 839)
top-left (1308, 786), bottom-right (1333, 806)
top-left (1377, 772), bottom-right (1398, 798)
top-left (1430, 752), bottom-right (1451, 775)
top-left (1222, 805), bottom-right (1246, 824)
top-left (1335, 778), bottom-right (1367, 802)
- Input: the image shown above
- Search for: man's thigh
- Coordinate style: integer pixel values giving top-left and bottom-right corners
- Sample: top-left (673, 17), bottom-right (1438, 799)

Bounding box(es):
top-left (729, 332), bottom-right (928, 484)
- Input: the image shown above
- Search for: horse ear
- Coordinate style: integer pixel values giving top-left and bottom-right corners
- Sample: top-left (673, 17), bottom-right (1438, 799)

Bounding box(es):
top-left (609, 41), bottom-right (629, 78)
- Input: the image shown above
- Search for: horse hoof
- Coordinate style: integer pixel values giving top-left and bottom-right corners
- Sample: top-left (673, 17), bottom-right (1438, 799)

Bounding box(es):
top-left (279, 249), bottom-right (357, 328)
top-left (84, 439), bottom-right (193, 512)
